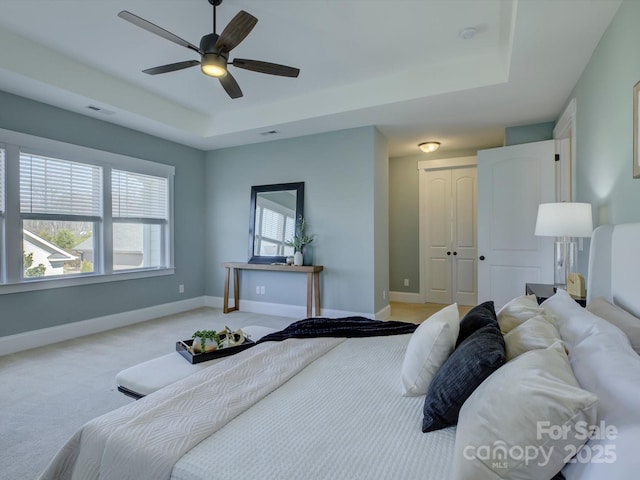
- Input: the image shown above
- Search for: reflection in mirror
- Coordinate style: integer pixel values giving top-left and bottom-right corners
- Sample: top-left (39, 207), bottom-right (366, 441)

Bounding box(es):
top-left (248, 182), bottom-right (304, 264)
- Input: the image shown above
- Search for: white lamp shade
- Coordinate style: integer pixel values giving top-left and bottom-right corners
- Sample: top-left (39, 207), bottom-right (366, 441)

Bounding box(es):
top-left (534, 203), bottom-right (593, 238)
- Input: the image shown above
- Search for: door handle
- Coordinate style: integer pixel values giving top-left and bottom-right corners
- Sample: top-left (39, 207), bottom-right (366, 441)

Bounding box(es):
top-left (446, 251), bottom-right (451, 256)
top-left (453, 252), bottom-right (458, 256)
top-left (479, 255), bottom-right (485, 261)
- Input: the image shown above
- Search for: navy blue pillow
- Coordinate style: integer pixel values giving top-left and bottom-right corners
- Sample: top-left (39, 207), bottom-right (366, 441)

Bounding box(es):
top-left (422, 322), bottom-right (505, 432)
top-left (455, 301), bottom-right (497, 347)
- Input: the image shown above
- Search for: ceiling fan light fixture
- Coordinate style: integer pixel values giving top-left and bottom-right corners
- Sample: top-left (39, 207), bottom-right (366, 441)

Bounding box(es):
top-left (201, 53), bottom-right (227, 77)
top-left (418, 142), bottom-right (441, 153)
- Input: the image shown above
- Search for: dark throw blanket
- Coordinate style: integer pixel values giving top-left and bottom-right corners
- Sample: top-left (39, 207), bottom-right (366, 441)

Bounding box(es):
top-left (257, 316), bottom-right (417, 344)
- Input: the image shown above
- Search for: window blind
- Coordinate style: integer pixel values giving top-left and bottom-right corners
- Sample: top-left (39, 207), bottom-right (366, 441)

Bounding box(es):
top-left (261, 208), bottom-right (284, 240)
top-left (0, 147), bottom-right (5, 215)
top-left (19, 152), bottom-right (102, 217)
top-left (112, 169), bottom-right (168, 221)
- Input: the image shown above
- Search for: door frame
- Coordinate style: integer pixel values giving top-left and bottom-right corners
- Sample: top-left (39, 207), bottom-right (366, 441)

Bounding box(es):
top-left (553, 98), bottom-right (576, 202)
top-left (418, 156), bottom-right (477, 303)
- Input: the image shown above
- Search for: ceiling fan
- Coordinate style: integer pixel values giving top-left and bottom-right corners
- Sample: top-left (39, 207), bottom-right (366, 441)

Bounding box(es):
top-left (118, 0), bottom-right (300, 99)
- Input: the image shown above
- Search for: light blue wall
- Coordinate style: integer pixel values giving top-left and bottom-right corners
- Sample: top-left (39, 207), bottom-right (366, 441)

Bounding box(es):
top-left (566, 0), bottom-right (640, 272)
top-left (205, 127), bottom-right (386, 315)
top-left (373, 128), bottom-right (389, 312)
top-left (0, 91), bottom-right (206, 337)
top-left (505, 122), bottom-right (555, 146)
top-left (571, 0), bottom-right (640, 224)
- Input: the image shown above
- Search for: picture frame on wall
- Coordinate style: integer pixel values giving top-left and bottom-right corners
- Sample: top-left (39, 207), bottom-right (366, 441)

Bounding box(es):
top-left (634, 80), bottom-right (640, 178)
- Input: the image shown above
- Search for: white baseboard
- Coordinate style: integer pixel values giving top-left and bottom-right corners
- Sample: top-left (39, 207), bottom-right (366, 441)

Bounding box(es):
top-left (1, 296), bottom-right (385, 356)
top-left (376, 304), bottom-right (392, 320)
top-left (205, 296), bottom-right (374, 320)
top-left (0, 296), bottom-right (206, 356)
top-left (389, 291), bottom-right (424, 303)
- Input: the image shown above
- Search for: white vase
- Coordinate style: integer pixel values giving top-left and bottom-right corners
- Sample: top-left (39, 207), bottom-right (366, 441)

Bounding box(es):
top-left (294, 251), bottom-right (303, 266)
top-left (191, 337), bottom-right (218, 354)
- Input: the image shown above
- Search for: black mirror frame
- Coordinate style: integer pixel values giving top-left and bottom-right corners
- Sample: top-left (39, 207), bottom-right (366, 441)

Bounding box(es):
top-left (248, 182), bottom-right (304, 264)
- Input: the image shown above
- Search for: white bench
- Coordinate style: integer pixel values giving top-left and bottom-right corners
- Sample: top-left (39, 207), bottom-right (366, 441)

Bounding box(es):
top-left (116, 326), bottom-right (277, 399)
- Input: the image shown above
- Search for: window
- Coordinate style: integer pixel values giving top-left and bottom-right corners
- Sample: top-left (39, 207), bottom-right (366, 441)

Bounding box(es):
top-left (20, 152), bottom-right (101, 278)
top-left (0, 128), bottom-right (174, 292)
top-left (112, 170), bottom-right (168, 271)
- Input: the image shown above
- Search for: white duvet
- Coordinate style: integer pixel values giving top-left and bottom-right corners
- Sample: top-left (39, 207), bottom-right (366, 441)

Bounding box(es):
top-left (41, 333), bottom-right (455, 480)
top-left (39, 337), bottom-right (344, 480)
top-left (172, 334), bottom-right (455, 480)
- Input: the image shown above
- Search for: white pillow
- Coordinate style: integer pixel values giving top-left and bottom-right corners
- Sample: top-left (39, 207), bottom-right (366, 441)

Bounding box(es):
top-left (540, 290), bottom-right (640, 480)
top-left (497, 294), bottom-right (545, 334)
top-left (503, 314), bottom-right (562, 361)
top-left (400, 303), bottom-right (459, 396)
top-left (561, 329), bottom-right (640, 479)
top-left (453, 342), bottom-right (598, 480)
top-left (586, 296), bottom-right (640, 354)
top-left (541, 289), bottom-right (627, 348)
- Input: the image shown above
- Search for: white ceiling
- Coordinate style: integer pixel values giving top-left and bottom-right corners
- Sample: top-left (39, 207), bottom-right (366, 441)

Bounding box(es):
top-left (0, 0), bottom-right (621, 158)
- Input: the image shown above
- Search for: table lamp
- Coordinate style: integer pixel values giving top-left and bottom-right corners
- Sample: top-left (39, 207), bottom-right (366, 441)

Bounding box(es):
top-left (534, 202), bottom-right (593, 286)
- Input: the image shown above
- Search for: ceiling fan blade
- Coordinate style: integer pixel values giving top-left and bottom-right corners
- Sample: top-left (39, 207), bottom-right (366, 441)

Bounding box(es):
top-left (231, 59), bottom-right (300, 78)
top-left (219, 71), bottom-right (243, 99)
top-left (118, 10), bottom-right (201, 54)
top-left (143, 60), bottom-right (200, 75)
top-left (214, 10), bottom-right (258, 53)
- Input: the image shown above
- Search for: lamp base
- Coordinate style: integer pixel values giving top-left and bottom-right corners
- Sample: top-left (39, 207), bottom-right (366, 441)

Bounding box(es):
top-left (554, 238), bottom-right (577, 286)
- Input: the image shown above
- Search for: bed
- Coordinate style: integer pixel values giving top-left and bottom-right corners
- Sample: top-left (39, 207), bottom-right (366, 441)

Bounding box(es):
top-left (39, 223), bottom-right (640, 480)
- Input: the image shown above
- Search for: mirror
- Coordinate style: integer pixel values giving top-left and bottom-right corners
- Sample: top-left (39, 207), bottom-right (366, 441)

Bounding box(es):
top-left (248, 182), bottom-right (304, 264)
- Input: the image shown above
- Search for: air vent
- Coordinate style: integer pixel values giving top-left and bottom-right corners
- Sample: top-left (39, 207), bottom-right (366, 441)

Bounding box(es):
top-left (259, 130), bottom-right (279, 136)
top-left (86, 105), bottom-right (116, 115)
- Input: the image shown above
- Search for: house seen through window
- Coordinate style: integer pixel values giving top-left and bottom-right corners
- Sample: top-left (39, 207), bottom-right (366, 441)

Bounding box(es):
top-left (0, 131), bottom-right (174, 289)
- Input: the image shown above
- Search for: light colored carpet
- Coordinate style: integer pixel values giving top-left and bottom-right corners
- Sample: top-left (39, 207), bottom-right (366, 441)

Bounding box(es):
top-left (0, 307), bottom-right (293, 480)
top-left (0, 302), bottom-right (467, 480)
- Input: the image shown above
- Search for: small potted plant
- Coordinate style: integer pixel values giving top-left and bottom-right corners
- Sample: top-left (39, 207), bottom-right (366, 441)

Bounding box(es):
top-left (285, 216), bottom-right (314, 265)
top-left (191, 330), bottom-right (221, 354)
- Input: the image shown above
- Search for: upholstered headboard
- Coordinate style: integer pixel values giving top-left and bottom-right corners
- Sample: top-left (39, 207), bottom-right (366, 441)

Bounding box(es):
top-left (587, 223), bottom-right (640, 317)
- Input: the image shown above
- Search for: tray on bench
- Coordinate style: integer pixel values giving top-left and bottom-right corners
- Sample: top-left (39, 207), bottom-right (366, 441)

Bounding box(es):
top-left (176, 338), bottom-right (255, 364)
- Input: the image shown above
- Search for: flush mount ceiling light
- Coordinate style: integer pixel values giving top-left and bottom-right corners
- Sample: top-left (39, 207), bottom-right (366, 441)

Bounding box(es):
top-left (418, 142), bottom-right (441, 153)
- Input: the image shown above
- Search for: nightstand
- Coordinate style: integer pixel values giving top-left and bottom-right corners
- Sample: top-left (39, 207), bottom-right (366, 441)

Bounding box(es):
top-left (525, 283), bottom-right (586, 307)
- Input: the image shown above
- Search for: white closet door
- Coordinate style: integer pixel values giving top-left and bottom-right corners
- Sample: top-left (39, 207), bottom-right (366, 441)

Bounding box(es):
top-left (477, 140), bottom-right (556, 309)
top-left (451, 167), bottom-right (478, 306)
top-left (423, 169), bottom-right (453, 304)
top-left (422, 166), bottom-right (478, 306)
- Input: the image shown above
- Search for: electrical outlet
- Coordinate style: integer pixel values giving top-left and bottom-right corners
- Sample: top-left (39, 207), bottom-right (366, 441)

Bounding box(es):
top-left (383, 290), bottom-right (387, 300)
top-left (260, 286), bottom-right (265, 295)
top-left (256, 286), bottom-right (260, 294)
top-left (179, 284), bottom-right (184, 293)
top-left (403, 278), bottom-right (410, 287)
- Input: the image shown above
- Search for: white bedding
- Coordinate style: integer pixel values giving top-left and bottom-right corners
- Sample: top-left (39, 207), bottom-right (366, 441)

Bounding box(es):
top-left (172, 334), bottom-right (456, 480)
top-left (40, 337), bottom-right (344, 480)
top-left (40, 223), bottom-right (640, 480)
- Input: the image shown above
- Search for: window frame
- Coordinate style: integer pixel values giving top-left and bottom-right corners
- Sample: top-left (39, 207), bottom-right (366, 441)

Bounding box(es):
top-left (0, 128), bottom-right (175, 295)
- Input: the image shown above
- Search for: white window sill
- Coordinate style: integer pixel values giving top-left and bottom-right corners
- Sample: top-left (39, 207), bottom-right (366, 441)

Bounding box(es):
top-left (0, 268), bottom-right (175, 295)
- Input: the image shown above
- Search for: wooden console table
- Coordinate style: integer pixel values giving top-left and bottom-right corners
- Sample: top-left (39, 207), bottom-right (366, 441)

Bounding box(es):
top-left (222, 262), bottom-right (324, 317)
